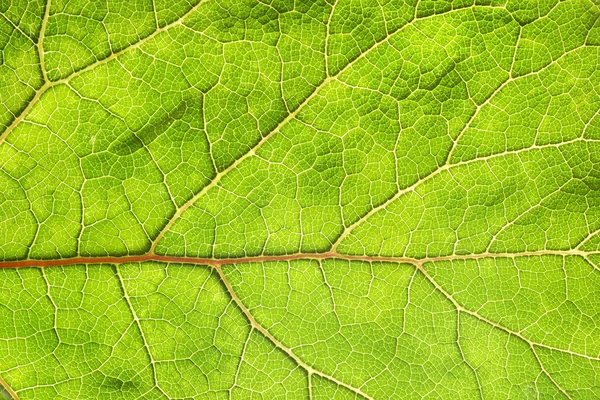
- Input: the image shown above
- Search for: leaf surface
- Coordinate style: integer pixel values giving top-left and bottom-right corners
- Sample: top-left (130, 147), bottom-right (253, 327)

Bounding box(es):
top-left (1, 0), bottom-right (600, 398)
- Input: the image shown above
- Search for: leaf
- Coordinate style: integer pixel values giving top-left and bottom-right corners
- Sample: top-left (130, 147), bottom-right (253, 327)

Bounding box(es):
top-left (0, 0), bottom-right (599, 398)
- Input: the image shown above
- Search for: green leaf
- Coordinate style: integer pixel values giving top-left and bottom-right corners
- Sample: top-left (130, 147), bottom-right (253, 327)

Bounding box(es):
top-left (1, 0), bottom-right (599, 398)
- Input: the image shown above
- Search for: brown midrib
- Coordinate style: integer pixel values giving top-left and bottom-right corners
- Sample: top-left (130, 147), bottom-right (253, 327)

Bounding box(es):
top-left (0, 249), bottom-right (594, 269)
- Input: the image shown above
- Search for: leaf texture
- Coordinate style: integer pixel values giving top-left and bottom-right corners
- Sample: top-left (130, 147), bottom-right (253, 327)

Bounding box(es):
top-left (0, 0), bottom-right (599, 398)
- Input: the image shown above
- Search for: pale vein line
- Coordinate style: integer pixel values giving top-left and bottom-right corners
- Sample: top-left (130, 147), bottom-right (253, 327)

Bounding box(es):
top-left (0, 13), bottom-right (35, 45)
top-left (509, 25), bottom-right (522, 79)
top-left (40, 268), bottom-right (59, 343)
top-left (330, 43), bottom-right (597, 253)
top-left (485, 180), bottom-right (570, 253)
top-left (114, 264), bottom-right (170, 399)
top-left (324, 0), bottom-right (338, 77)
top-left (415, 259), bottom-right (595, 393)
top-left (150, 5), bottom-right (516, 252)
top-left (447, 42), bottom-right (595, 165)
top-left (0, 168), bottom-right (41, 259)
top-left (0, 4), bottom-right (534, 255)
top-left (529, 344), bottom-right (573, 400)
top-left (148, 62), bottom-right (341, 251)
top-left (39, 0), bottom-right (51, 82)
top-left (52, 0), bottom-right (208, 84)
top-left (581, 254), bottom-right (600, 273)
top-left (213, 264), bottom-right (374, 400)
top-left (229, 327), bottom-right (253, 397)
top-left (0, 375), bottom-right (18, 400)
top-left (574, 108), bottom-right (600, 250)
top-left (0, 252), bottom-right (599, 372)
top-left (0, 83), bottom-right (50, 145)
top-left (150, 0), bottom-right (159, 29)
top-left (412, 256), bottom-right (600, 363)
top-left (456, 311), bottom-right (483, 400)
top-left (0, 0), bottom-right (210, 144)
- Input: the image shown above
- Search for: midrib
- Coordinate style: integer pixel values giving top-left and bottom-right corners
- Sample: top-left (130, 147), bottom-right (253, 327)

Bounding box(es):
top-left (0, 249), bottom-right (596, 269)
